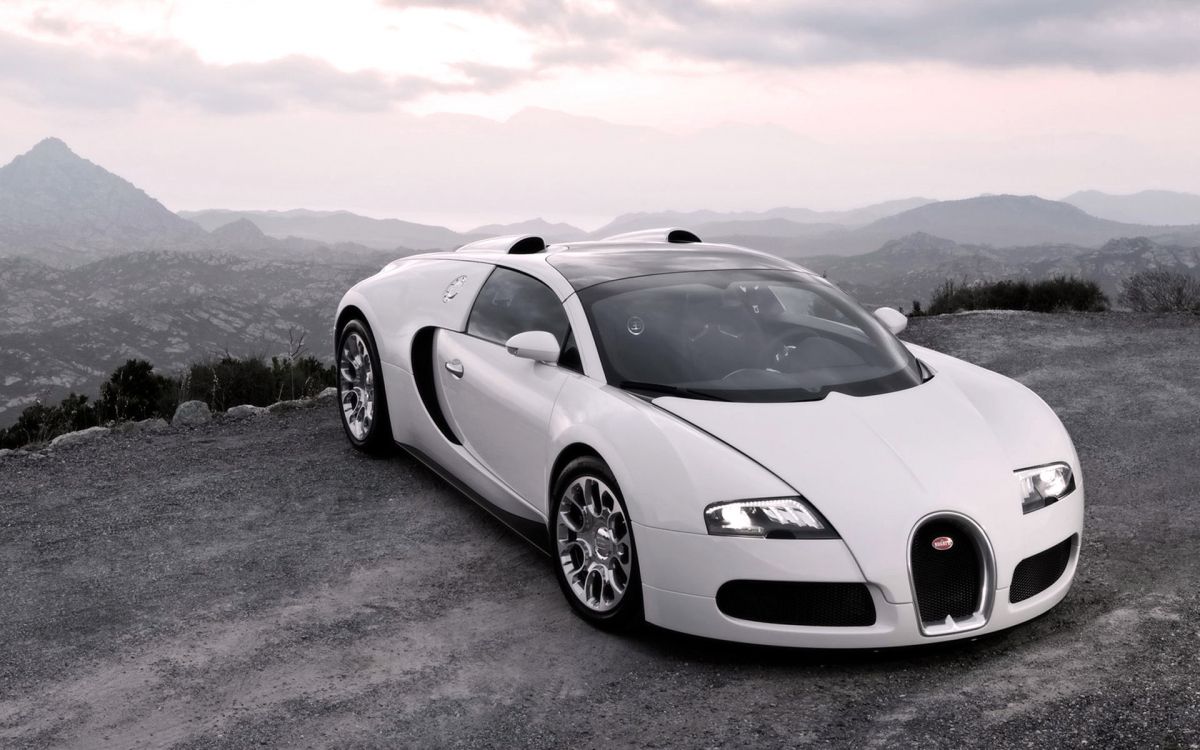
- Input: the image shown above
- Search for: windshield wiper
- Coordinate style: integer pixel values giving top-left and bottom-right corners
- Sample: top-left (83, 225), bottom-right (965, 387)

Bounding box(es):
top-left (616, 380), bottom-right (729, 402)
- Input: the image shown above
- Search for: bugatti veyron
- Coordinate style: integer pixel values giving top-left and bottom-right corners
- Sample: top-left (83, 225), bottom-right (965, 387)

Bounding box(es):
top-left (334, 228), bottom-right (1083, 647)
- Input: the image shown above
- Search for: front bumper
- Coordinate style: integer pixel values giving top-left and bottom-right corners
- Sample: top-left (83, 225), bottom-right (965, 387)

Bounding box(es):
top-left (633, 512), bottom-right (1081, 648)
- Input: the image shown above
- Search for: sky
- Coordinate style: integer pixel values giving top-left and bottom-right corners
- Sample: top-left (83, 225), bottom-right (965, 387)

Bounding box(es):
top-left (1, 0), bottom-right (1199, 230)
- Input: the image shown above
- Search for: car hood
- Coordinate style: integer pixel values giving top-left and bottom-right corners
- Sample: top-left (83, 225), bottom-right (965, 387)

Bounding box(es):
top-left (654, 374), bottom-right (1038, 603)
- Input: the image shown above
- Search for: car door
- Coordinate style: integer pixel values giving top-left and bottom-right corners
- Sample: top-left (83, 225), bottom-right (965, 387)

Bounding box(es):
top-left (433, 266), bottom-right (580, 510)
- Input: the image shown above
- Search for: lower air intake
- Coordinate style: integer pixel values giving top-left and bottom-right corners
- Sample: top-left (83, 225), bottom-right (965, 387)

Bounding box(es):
top-left (715, 581), bottom-right (876, 627)
top-left (911, 519), bottom-right (983, 624)
top-left (1010, 535), bottom-right (1075, 603)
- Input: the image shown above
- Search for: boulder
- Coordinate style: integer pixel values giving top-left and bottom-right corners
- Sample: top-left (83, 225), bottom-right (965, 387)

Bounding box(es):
top-left (172, 400), bottom-right (212, 427)
top-left (226, 404), bottom-right (268, 419)
top-left (49, 426), bottom-right (110, 449)
top-left (316, 386), bottom-right (338, 403)
top-left (267, 399), bottom-right (307, 414)
top-left (115, 418), bottom-right (170, 434)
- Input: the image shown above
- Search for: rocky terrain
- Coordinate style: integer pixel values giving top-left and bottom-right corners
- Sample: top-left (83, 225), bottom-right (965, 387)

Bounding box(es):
top-left (0, 251), bottom-right (388, 426)
top-left (1, 312), bottom-right (1197, 749)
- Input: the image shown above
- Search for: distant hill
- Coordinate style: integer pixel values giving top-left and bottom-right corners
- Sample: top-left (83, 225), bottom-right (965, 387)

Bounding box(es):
top-left (1063, 190), bottom-right (1200, 226)
top-left (589, 198), bottom-right (933, 239)
top-left (806, 231), bottom-right (1200, 309)
top-left (763, 197), bottom-right (936, 226)
top-left (181, 208), bottom-right (469, 251)
top-left (467, 218), bottom-right (587, 242)
top-left (0, 138), bottom-right (208, 265)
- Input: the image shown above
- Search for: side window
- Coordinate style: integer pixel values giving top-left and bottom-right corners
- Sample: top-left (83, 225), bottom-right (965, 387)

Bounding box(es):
top-left (467, 267), bottom-right (573, 352)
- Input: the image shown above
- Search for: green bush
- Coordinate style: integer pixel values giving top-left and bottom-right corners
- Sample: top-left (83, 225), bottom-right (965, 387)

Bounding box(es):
top-left (0, 394), bottom-right (100, 449)
top-left (926, 276), bottom-right (1108, 315)
top-left (271, 354), bottom-right (336, 402)
top-left (99, 359), bottom-right (179, 422)
top-left (184, 356), bottom-right (276, 412)
top-left (0, 334), bottom-right (335, 450)
top-left (1118, 270), bottom-right (1200, 312)
top-left (182, 353), bottom-right (335, 411)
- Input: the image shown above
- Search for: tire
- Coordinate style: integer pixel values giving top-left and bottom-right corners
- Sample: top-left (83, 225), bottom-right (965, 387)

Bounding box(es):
top-left (550, 456), bottom-right (643, 630)
top-left (336, 318), bottom-right (394, 454)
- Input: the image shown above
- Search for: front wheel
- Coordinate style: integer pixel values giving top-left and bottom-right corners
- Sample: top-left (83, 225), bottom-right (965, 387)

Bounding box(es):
top-left (551, 457), bottom-right (643, 630)
top-left (336, 318), bottom-right (393, 454)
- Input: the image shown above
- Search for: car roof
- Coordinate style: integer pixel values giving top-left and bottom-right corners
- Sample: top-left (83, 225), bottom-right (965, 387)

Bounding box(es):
top-left (398, 229), bottom-right (817, 296)
top-left (542, 240), bottom-right (807, 290)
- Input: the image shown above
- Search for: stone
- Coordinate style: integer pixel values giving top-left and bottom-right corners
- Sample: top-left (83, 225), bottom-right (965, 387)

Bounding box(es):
top-left (226, 404), bottom-right (268, 419)
top-left (172, 400), bottom-right (212, 427)
top-left (49, 426), bottom-right (110, 449)
top-left (315, 387), bottom-right (338, 403)
top-left (115, 418), bottom-right (170, 433)
top-left (267, 399), bottom-right (307, 414)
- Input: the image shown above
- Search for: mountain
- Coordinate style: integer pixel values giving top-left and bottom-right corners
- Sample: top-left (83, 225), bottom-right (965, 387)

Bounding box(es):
top-left (1062, 190), bottom-right (1200, 226)
top-left (467, 218), bottom-right (588, 241)
top-left (760, 195), bottom-right (1200, 258)
top-left (764, 197), bottom-right (937, 225)
top-left (589, 198), bottom-right (934, 239)
top-left (180, 209), bottom-right (470, 250)
top-left (0, 138), bottom-right (208, 265)
top-left (805, 231), bottom-right (1200, 309)
top-left (0, 251), bottom-right (390, 426)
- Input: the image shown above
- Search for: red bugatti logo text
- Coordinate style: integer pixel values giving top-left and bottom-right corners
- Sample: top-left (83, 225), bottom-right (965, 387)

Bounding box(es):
top-left (931, 536), bottom-right (954, 551)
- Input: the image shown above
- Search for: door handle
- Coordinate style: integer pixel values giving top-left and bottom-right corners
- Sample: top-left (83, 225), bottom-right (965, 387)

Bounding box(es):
top-left (444, 359), bottom-right (464, 378)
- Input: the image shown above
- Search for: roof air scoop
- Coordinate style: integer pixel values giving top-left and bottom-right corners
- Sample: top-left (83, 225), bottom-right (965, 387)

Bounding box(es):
top-left (456, 234), bottom-right (546, 254)
top-left (601, 227), bottom-right (702, 244)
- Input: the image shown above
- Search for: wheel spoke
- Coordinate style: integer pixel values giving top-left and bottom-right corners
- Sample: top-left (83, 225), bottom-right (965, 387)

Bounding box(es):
top-left (338, 331), bottom-right (376, 442)
top-left (556, 474), bottom-right (634, 615)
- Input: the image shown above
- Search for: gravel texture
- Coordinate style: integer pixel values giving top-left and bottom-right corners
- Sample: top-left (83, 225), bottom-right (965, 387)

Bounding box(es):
top-left (1, 311), bottom-right (1198, 749)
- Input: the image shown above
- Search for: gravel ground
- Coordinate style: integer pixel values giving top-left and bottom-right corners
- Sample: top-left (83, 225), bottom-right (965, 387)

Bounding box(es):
top-left (1, 311), bottom-right (1198, 749)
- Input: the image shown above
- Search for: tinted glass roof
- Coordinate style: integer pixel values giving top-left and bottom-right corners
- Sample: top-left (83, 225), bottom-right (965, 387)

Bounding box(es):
top-left (546, 243), bottom-right (802, 290)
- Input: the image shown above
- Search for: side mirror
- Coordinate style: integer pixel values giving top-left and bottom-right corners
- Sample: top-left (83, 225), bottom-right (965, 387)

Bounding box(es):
top-left (505, 330), bottom-right (560, 364)
top-left (874, 306), bottom-right (907, 335)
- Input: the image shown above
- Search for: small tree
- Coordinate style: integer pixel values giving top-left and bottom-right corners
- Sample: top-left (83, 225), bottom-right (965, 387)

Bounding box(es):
top-left (99, 359), bottom-right (173, 422)
top-left (1118, 270), bottom-right (1200, 312)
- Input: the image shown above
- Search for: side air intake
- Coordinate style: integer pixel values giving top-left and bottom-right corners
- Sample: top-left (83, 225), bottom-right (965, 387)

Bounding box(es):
top-left (600, 227), bottom-right (702, 244)
top-left (456, 234), bottom-right (546, 255)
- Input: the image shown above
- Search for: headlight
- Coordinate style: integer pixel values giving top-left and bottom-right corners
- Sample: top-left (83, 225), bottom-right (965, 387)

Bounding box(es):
top-left (1015, 463), bottom-right (1075, 513)
top-left (703, 497), bottom-right (838, 539)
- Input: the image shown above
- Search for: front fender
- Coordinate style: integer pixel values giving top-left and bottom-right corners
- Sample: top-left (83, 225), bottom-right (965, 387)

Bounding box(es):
top-left (547, 376), bottom-right (795, 532)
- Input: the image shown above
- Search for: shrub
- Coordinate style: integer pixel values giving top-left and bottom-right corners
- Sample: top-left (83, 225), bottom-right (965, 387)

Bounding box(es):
top-left (0, 332), bottom-right (333, 450)
top-left (926, 276), bottom-right (1108, 315)
top-left (271, 354), bottom-right (336, 402)
top-left (0, 393), bottom-right (99, 449)
top-left (99, 359), bottom-right (178, 422)
top-left (184, 356), bottom-right (276, 412)
top-left (1118, 270), bottom-right (1200, 312)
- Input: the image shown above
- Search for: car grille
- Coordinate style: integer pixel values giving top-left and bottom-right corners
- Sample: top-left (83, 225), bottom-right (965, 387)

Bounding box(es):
top-left (715, 581), bottom-right (876, 627)
top-left (910, 519), bottom-right (982, 624)
top-left (1010, 535), bottom-right (1075, 603)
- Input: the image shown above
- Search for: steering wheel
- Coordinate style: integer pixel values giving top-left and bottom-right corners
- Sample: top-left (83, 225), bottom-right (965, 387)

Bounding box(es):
top-left (765, 329), bottom-right (813, 369)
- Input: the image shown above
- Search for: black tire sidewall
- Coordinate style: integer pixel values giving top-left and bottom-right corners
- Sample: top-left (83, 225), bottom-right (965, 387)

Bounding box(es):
top-left (550, 456), bottom-right (643, 629)
top-left (336, 318), bottom-right (393, 453)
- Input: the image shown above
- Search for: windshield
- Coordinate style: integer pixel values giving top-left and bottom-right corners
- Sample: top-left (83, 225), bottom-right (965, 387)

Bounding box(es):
top-left (578, 269), bottom-right (924, 402)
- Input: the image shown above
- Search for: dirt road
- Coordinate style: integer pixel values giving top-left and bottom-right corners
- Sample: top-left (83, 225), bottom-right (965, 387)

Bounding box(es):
top-left (2, 312), bottom-right (1198, 748)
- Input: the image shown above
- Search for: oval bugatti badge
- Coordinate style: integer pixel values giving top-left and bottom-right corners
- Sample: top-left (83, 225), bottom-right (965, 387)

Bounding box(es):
top-left (931, 536), bottom-right (954, 551)
top-left (442, 275), bottom-right (468, 302)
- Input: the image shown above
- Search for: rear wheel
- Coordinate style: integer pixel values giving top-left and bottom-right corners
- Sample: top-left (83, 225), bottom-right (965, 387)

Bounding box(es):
top-left (336, 318), bottom-right (393, 454)
top-left (551, 456), bottom-right (643, 630)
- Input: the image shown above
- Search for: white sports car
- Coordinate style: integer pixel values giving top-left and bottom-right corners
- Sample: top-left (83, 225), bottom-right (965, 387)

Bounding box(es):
top-left (334, 228), bottom-right (1083, 647)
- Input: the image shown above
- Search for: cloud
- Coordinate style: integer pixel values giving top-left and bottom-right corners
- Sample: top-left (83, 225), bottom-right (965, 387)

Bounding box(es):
top-left (392, 0), bottom-right (1200, 71)
top-left (0, 29), bottom-right (524, 113)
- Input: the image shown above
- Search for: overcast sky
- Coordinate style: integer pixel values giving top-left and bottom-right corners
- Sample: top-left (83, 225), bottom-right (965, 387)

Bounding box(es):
top-left (2, 0), bottom-right (1199, 229)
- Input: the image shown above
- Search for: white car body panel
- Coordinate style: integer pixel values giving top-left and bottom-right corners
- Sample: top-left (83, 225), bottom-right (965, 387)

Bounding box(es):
top-left (336, 235), bottom-right (1085, 647)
